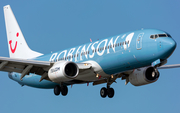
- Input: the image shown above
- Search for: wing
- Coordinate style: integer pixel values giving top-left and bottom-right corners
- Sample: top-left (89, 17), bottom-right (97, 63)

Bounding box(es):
top-left (157, 64), bottom-right (180, 69)
top-left (0, 56), bottom-right (94, 82)
top-left (0, 56), bottom-right (53, 81)
top-left (92, 64), bottom-right (180, 86)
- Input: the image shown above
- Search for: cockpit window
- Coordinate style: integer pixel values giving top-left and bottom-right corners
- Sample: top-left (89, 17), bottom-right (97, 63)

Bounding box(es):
top-left (155, 34), bottom-right (158, 38)
top-left (158, 34), bottom-right (167, 37)
top-left (150, 35), bottom-right (154, 39)
top-left (167, 34), bottom-right (172, 38)
top-left (150, 34), bottom-right (172, 39)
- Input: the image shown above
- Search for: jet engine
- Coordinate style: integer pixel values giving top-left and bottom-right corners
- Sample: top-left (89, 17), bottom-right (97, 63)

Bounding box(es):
top-left (48, 61), bottom-right (79, 82)
top-left (129, 66), bottom-right (159, 86)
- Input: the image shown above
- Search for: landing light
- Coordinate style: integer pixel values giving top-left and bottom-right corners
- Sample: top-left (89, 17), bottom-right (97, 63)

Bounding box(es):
top-left (84, 63), bottom-right (88, 66)
top-left (96, 74), bottom-right (99, 78)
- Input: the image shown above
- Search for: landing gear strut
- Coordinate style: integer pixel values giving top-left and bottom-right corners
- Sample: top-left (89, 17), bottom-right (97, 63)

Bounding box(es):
top-left (100, 78), bottom-right (115, 98)
top-left (54, 85), bottom-right (68, 96)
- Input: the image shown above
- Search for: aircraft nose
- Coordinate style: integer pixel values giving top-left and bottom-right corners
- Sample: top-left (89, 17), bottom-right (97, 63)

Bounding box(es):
top-left (161, 38), bottom-right (176, 59)
top-left (165, 38), bottom-right (176, 51)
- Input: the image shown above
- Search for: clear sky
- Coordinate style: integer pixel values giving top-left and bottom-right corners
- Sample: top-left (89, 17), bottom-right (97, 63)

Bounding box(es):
top-left (0, 0), bottom-right (180, 113)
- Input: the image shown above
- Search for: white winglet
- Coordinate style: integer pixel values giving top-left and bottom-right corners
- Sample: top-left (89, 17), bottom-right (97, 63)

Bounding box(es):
top-left (3, 5), bottom-right (43, 59)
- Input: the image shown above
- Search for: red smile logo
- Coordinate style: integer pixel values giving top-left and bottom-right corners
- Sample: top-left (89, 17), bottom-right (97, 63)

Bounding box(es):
top-left (9, 32), bottom-right (18, 53)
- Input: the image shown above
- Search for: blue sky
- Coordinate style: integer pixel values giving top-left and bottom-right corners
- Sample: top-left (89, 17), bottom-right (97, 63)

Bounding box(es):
top-left (0, 0), bottom-right (180, 113)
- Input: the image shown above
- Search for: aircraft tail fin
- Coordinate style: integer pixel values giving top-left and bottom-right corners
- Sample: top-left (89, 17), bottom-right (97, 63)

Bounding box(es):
top-left (3, 5), bottom-right (43, 59)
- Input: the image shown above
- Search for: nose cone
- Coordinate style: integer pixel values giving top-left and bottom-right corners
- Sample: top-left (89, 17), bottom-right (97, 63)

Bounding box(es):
top-left (165, 38), bottom-right (176, 51)
top-left (161, 38), bottom-right (176, 59)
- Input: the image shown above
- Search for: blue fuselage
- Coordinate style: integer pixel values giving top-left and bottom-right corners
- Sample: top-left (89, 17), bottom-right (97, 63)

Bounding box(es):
top-left (8, 29), bottom-right (176, 89)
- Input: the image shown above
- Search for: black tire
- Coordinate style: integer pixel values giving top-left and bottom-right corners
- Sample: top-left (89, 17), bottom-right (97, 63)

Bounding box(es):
top-left (100, 87), bottom-right (107, 98)
top-left (54, 85), bottom-right (61, 96)
top-left (107, 88), bottom-right (114, 98)
top-left (61, 86), bottom-right (68, 96)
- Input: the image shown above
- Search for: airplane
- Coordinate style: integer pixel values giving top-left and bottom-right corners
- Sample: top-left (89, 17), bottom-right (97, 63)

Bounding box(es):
top-left (2, 5), bottom-right (180, 98)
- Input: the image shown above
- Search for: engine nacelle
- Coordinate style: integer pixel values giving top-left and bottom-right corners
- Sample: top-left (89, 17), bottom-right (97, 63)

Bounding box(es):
top-left (48, 61), bottom-right (79, 82)
top-left (129, 67), bottom-right (159, 86)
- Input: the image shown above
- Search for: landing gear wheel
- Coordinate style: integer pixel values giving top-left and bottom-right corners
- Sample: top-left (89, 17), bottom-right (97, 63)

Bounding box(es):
top-left (100, 87), bottom-right (107, 98)
top-left (61, 86), bottom-right (68, 96)
top-left (54, 85), bottom-right (61, 96)
top-left (107, 88), bottom-right (114, 98)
